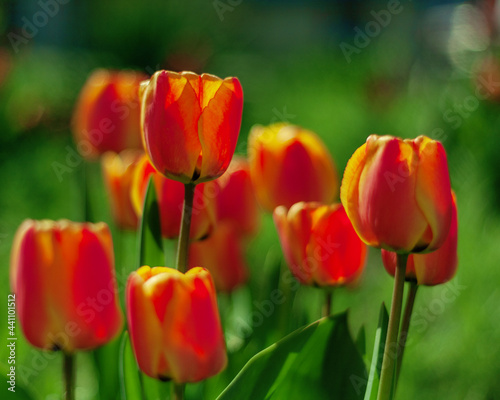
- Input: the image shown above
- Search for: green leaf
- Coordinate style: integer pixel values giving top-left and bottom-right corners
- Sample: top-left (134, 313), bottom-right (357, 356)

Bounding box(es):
top-left (137, 177), bottom-right (164, 268)
top-left (363, 303), bottom-right (389, 400)
top-left (94, 336), bottom-right (121, 400)
top-left (356, 325), bottom-right (366, 359)
top-left (119, 331), bottom-right (145, 400)
top-left (217, 312), bottom-right (366, 400)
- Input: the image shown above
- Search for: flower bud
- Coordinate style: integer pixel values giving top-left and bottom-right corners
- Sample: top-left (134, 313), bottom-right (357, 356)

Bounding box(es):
top-left (72, 69), bottom-right (146, 159)
top-left (248, 123), bottom-right (338, 212)
top-left (126, 266), bottom-right (227, 382)
top-left (273, 202), bottom-right (366, 287)
top-left (10, 220), bottom-right (123, 352)
top-left (101, 150), bottom-right (143, 230)
top-left (141, 70), bottom-right (243, 183)
top-left (340, 135), bottom-right (453, 253)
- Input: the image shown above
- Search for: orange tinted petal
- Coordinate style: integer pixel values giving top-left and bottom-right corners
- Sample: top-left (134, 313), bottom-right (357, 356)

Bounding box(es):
top-left (414, 136), bottom-right (453, 251)
top-left (357, 136), bottom-right (427, 251)
top-left (142, 71), bottom-right (202, 182)
top-left (198, 77), bottom-right (243, 182)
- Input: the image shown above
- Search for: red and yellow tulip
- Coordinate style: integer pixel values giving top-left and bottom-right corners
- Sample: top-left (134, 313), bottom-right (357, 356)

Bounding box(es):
top-left (72, 69), bottom-right (146, 159)
top-left (10, 220), bottom-right (123, 352)
top-left (340, 135), bottom-right (453, 253)
top-left (189, 222), bottom-right (248, 293)
top-left (248, 123), bottom-right (338, 212)
top-left (131, 155), bottom-right (215, 240)
top-left (140, 70), bottom-right (243, 184)
top-left (126, 266), bottom-right (227, 382)
top-left (209, 156), bottom-right (260, 237)
top-left (101, 150), bottom-right (143, 230)
top-left (382, 192), bottom-right (458, 286)
top-left (273, 202), bottom-right (367, 287)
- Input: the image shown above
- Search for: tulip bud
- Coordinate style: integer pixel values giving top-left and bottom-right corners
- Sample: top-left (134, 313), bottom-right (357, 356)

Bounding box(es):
top-left (72, 69), bottom-right (147, 159)
top-left (101, 150), bottom-right (143, 230)
top-left (248, 123), bottom-right (338, 212)
top-left (340, 135), bottom-right (453, 253)
top-left (382, 192), bottom-right (458, 286)
top-left (141, 70), bottom-right (243, 184)
top-left (10, 220), bottom-right (123, 352)
top-left (126, 266), bottom-right (227, 382)
top-left (208, 156), bottom-right (260, 237)
top-left (189, 222), bottom-right (248, 293)
top-left (273, 202), bottom-right (367, 287)
top-left (131, 155), bottom-right (215, 240)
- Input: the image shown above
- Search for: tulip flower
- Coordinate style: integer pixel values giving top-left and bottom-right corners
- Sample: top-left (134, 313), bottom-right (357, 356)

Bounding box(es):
top-left (273, 202), bottom-right (367, 287)
top-left (340, 135), bottom-right (453, 253)
top-left (382, 192), bottom-right (458, 286)
top-left (10, 220), bottom-right (122, 353)
top-left (248, 123), bottom-right (338, 212)
top-left (101, 150), bottom-right (143, 230)
top-left (126, 266), bottom-right (227, 382)
top-left (209, 156), bottom-right (260, 237)
top-left (131, 155), bottom-right (215, 240)
top-left (188, 222), bottom-right (248, 293)
top-left (72, 69), bottom-right (147, 159)
top-left (140, 70), bottom-right (243, 184)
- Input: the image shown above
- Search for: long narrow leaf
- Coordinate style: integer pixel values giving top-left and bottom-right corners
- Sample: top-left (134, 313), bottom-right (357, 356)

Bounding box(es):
top-left (363, 303), bottom-right (389, 400)
top-left (217, 312), bottom-right (366, 400)
top-left (119, 331), bottom-right (145, 400)
top-left (137, 177), bottom-right (164, 268)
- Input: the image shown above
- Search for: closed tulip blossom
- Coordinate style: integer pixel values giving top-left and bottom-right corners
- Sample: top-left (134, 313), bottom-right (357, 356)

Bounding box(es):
top-left (101, 150), bottom-right (143, 230)
top-left (248, 123), bottom-right (338, 212)
top-left (72, 69), bottom-right (146, 159)
top-left (382, 192), bottom-right (458, 286)
top-left (126, 266), bottom-right (227, 382)
top-left (273, 202), bottom-right (367, 287)
top-left (140, 70), bottom-right (243, 184)
top-left (188, 222), bottom-right (248, 293)
top-left (10, 220), bottom-right (122, 352)
top-left (131, 155), bottom-right (215, 240)
top-left (340, 135), bottom-right (453, 254)
top-left (209, 156), bottom-right (260, 237)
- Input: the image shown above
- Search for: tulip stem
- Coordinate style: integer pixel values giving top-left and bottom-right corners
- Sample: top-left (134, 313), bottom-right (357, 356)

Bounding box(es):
top-left (377, 253), bottom-right (408, 400)
top-left (172, 383), bottom-right (185, 400)
top-left (176, 183), bottom-right (196, 273)
top-left (63, 352), bottom-right (75, 400)
top-left (322, 291), bottom-right (333, 317)
top-left (395, 281), bottom-right (419, 386)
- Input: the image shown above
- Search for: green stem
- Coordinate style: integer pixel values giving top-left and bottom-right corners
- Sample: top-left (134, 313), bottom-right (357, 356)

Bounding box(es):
top-left (377, 253), bottom-right (408, 400)
top-left (175, 183), bottom-right (196, 273)
top-left (63, 353), bottom-right (75, 400)
top-left (172, 382), bottom-right (185, 400)
top-left (395, 281), bottom-right (419, 386)
top-left (322, 290), bottom-right (332, 317)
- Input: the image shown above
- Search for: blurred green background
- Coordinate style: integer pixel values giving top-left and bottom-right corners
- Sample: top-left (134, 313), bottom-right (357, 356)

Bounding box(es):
top-left (1, 0), bottom-right (500, 399)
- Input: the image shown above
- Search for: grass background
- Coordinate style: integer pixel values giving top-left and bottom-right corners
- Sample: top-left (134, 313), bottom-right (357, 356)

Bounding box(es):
top-left (1, 0), bottom-right (500, 398)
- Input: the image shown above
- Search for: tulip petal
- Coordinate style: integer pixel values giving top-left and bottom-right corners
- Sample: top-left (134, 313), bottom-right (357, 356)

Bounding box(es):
top-left (198, 77), bottom-right (243, 182)
top-left (142, 71), bottom-right (202, 182)
top-left (357, 136), bottom-right (428, 251)
top-left (340, 142), bottom-right (377, 246)
top-left (414, 136), bottom-right (453, 251)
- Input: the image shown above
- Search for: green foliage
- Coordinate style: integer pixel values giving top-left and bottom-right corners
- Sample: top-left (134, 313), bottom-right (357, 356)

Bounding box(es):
top-left (217, 312), bottom-right (366, 400)
top-left (119, 331), bottom-right (144, 400)
top-left (137, 177), bottom-right (164, 268)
